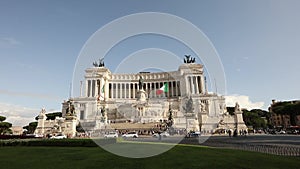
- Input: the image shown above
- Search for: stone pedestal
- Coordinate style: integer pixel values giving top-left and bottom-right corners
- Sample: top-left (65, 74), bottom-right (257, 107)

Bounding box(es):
top-left (64, 118), bottom-right (77, 137)
top-left (34, 108), bottom-right (47, 136)
top-left (185, 113), bottom-right (200, 132)
top-left (234, 102), bottom-right (248, 131)
top-left (136, 89), bottom-right (147, 102)
top-left (235, 110), bottom-right (248, 131)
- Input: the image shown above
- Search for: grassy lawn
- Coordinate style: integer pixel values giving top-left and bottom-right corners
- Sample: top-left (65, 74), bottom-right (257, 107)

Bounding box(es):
top-left (0, 143), bottom-right (298, 169)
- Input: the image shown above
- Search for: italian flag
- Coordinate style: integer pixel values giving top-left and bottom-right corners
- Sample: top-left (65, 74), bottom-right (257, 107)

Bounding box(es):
top-left (98, 84), bottom-right (105, 101)
top-left (156, 83), bottom-right (168, 95)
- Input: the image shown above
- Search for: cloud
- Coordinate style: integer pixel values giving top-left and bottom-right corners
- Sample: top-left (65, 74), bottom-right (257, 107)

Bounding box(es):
top-left (0, 102), bottom-right (41, 127)
top-left (0, 103), bottom-right (39, 127)
top-left (224, 95), bottom-right (265, 110)
top-left (0, 37), bottom-right (21, 47)
top-left (0, 89), bottom-right (61, 101)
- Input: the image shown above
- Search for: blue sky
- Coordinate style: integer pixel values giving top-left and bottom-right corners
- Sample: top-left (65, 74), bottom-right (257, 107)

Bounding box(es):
top-left (1, 0), bottom-right (300, 126)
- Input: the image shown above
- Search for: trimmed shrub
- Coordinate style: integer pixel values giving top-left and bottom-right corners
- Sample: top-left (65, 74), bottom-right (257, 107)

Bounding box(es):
top-left (0, 138), bottom-right (116, 147)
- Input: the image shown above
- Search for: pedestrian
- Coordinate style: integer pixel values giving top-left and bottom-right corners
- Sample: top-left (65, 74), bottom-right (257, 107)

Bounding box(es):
top-left (233, 129), bottom-right (238, 137)
top-left (243, 129), bottom-right (247, 136)
top-left (158, 131), bottom-right (162, 140)
top-left (228, 129), bottom-right (232, 137)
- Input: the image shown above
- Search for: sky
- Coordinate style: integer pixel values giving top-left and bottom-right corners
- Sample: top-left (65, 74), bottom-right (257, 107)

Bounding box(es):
top-left (1, 0), bottom-right (300, 126)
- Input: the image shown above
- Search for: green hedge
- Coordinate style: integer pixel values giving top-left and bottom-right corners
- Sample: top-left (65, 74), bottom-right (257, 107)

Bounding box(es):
top-left (0, 138), bottom-right (116, 147)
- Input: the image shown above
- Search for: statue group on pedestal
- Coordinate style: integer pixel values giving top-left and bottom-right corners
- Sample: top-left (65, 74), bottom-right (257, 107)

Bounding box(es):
top-left (200, 102), bottom-right (206, 112)
top-left (183, 97), bottom-right (194, 113)
top-left (66, 101), bottom-right (75, 116)
top-left (183, 55), bottom-right (196, 63)
top-left (96, 105), bottom-right (108, 123)
top-left (234, 102), bottom-right (241, 113)
top-left (93, 58), bottom-right (105, 67)
top-left (139, 75), bottom-right (144, 90)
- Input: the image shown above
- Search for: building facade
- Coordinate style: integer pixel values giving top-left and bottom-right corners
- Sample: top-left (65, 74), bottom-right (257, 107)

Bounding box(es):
top-left (269, 99), bottom-right (300, 128)
top-left (60, 58), bottom-right (247, 135)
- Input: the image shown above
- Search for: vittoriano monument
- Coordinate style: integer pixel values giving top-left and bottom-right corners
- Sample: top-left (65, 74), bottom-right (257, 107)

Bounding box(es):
top-left (35, 56), bottom-right (247, 137)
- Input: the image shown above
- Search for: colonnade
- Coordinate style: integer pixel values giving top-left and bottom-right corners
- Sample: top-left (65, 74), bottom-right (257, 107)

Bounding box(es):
top-left (108, 81), bottom-right (181, 99)
top-left (86, 79), bottom-right (101, 97)
top-left (86, 76), bottom-right (204, 99)
top-left (187, 76), bottom-right (203, 94)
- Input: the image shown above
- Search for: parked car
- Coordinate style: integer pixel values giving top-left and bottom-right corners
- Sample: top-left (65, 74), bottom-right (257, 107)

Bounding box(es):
top-left (122, 132), bottom-right (138, 138)
top-left (50, 134), bottom-right (67, 139)
top-left (267, 129), bottom-right (276, 135)
top-left (292, 130), bottom-right (299, 134)
top-left (104, 132), bottom-right (118, 138)
top-left (34, 134), bottom-right (44, 138)
top-left (278, 130), bottom-right (286, 134)
top-left (185, 131), bottom-right (201, 138)
top-left (153, 132), bottom-right (170, 138)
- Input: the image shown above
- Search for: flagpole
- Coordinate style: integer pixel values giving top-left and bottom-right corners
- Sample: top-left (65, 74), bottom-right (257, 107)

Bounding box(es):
top-left (166, 73), bottom-right (170, 108)
top-left (69, 83), bottom-right (72, 99)
top-left (167, 73), bottom-right (170, 123)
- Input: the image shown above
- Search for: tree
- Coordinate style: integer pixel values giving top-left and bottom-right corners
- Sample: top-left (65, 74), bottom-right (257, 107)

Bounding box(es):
top-left (226, 107), bottom-right (235, 115)
top-left (0, 116), bottom-right (12, 134)
top-left (0, 116), bottom-right (6, 122)
top-left (35, 112), bottom-right (62, 120)
top-left (23, 122), bottom-right (38, 134)
top-left (46, 112), bottom-right (62, 120)
top-left (242, 109), bottom-right (268, 129)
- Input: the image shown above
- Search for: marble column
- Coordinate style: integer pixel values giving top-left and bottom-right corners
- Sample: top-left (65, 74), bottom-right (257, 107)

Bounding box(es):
top-left (177, 81), bottom-right (181, 96)
top-left (197, 76), bottom-right (201, 94)
top-left (95, 79), bottom-right (99, 98)
top-left (105, 78), bottom-right (109, 100)
top-left (111, 83), bottom-right (114, 99)
top-left (133, 83), bottom-right (135, 98)
top-left (116, 83), bottom-right (119, 98)
top-left (128, 83), bottom-right (131, 99)
top-left (120, 83), bottom-right (123, 99)
top-left (188, 76), bottom-right (193, 94)
top-left (201, 76), bottom-right (205, 94)
top-left (86, 80), bottom-right (89, 97)
top-left (124, 83), bottom-right (127, 99)
top-left (91, 80), bottom-right (93, 97)
top-left (194, 76), bottom-right (199, 94)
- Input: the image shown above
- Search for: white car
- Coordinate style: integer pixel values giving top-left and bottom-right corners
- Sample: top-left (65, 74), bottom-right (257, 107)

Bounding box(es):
top-left (122, 132), bottom-right (138, 138)
top-left (279, 130), bottom-right (286, 134)
top-left (50, 134), bottom-right (67, 139)
top-left (153, 132), bottom-right (170, 138)
top-left (104, 132), bottom-right (118, 138)
top-left (34, 134), bottom-right (44, 138)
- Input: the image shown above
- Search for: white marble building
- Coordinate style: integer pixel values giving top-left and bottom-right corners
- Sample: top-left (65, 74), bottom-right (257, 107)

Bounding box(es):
top-left (34, 108), bottom-right (77, 137)
top-left (62, 58), bottom-right (247, 133)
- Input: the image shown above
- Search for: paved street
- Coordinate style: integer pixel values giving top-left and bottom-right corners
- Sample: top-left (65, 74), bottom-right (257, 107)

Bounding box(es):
top-left (123, 134), bottom-right (300, 156)
top-left (200, 135), bottom-right (300, 147)
top-left (125, 135), bottom-right (300, 146)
